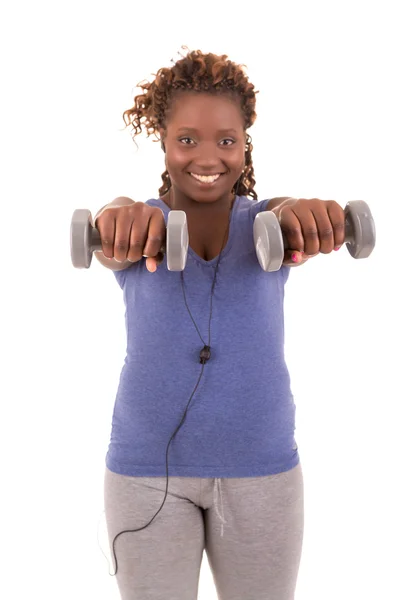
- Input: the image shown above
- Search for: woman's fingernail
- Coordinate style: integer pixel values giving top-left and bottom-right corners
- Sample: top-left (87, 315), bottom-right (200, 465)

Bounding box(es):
top-left (334, 246), bottom-right (341, 251)
top-left (291, 253), bottom-right (298, 262)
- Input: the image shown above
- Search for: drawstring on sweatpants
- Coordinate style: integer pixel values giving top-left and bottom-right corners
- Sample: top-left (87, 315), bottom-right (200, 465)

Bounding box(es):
top-left (213, 478), bottom-right (227, 537)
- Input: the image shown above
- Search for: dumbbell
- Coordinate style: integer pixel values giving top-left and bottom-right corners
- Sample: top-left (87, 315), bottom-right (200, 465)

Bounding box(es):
top-left (70, 209), bottom-right (189, 271)
top-left (71, 200), bottom-right (376, 272)
top-left (254, 200), bottom-right (376, 272)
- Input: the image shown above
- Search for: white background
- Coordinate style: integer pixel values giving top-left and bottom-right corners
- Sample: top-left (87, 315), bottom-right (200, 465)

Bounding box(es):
top-left (1, 1), bottom-right (399, 598)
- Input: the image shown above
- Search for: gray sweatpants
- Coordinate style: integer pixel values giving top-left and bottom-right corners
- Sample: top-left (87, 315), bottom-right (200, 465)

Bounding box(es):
top-left (104, 462), bottom-right (304, 600)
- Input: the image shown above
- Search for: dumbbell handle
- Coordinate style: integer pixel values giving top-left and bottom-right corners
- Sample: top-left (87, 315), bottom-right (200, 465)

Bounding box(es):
top-left (90, 228), bottom-right (102, 252)
top-left (89, 228), bottom-right (166, 257)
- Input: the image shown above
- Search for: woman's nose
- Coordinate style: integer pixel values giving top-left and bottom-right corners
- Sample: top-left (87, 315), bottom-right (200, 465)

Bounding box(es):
top-left (192, 143), bottom-right (222, 169)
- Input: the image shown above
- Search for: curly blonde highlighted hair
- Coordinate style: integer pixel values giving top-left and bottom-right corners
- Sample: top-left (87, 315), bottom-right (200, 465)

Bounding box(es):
top-left (122, 47), bottom-right (259, 200)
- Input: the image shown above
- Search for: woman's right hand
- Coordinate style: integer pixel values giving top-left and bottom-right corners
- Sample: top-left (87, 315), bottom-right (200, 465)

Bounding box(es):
top-left (95, 202), bottom-right (166, 272)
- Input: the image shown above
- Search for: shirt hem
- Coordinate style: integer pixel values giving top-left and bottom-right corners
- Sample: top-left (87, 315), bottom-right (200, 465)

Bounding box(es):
top-left (105, 451), bottom-right (300, 478)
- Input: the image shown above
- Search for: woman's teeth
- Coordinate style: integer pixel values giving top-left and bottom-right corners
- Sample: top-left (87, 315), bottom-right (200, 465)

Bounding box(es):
top-left (190, 173), bottom-right (221, 183)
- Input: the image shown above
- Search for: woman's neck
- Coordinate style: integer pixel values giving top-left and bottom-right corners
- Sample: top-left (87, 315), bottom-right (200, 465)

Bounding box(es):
top-left (161, 186), bottom-right (236, 216)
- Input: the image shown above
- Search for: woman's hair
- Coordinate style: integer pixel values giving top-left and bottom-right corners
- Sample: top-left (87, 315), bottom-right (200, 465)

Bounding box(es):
top-left (122, 47), bottom-right (259, 200)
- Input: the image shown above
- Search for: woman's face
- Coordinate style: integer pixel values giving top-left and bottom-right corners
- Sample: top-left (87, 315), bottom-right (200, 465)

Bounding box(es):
top-left (160, 91), bottom-right (246, 205)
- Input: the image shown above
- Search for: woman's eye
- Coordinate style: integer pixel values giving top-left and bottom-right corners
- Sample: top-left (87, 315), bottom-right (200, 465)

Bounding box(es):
top-left (178, 138), bottom-right (235, 146)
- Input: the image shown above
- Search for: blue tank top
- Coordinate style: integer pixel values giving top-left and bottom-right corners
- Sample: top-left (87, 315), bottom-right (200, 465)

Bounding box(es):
top-left (105, 195), bottom-right (299, 478)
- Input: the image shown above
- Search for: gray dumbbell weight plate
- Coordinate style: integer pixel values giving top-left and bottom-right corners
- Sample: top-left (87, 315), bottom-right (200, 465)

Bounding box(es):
top-left (165, 210), bottom-right (189, 271)
top-left (253, 199), bottom-right (376, 272)
top-left (343, 200), bottom-right (376, 259)
top-left (253, 210), bottom-right (285, 272)
top-left (70, 208), bottom-right (189, 271)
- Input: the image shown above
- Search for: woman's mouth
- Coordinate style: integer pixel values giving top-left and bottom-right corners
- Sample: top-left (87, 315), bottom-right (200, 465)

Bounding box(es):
top-left (189, 173), bottom-right (224, 185)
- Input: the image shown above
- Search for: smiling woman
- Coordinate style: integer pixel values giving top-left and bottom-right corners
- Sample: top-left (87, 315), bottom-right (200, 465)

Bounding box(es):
top-left (100, 47), bottom-right (305, 600)
top-left (148, 92), bottom-right (251, 261)
top-left (159, 92), bottom-right (252, 215)
top-left (121, 49), bottom-right (258, 216)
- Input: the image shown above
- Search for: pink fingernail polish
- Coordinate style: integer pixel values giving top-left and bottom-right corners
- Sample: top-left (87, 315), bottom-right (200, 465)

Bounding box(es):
top-left (291, 253), bottom-right (298, 262)
top-left (334, 246), bottom-right (341, 251)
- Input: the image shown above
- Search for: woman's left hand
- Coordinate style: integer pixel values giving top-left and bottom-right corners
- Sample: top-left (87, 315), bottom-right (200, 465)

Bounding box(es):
top-left (271, 198), bottom-right (346, 266)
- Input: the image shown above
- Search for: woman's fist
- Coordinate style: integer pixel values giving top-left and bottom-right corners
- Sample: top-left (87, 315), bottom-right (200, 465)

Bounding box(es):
top-left (96, 202), bottom-right (166, 272)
